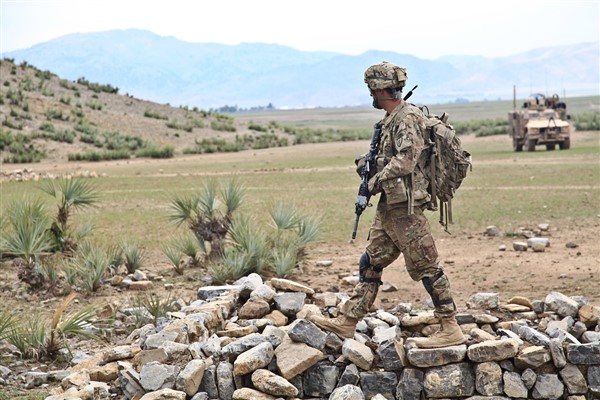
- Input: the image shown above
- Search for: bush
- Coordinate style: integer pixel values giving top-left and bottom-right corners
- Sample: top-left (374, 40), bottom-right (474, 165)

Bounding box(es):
top-left (573, 112), bottom-right (600, 131)
top-left (67, 149), bottom-right (130, 162)
top-left (136, 145), bottom-right (175, 159)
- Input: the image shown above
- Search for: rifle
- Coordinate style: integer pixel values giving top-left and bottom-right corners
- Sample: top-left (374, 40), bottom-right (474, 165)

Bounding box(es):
top-left (351, 122), bottom-right (382, 240)
top-left (351, 85), bottom-right (418, 240)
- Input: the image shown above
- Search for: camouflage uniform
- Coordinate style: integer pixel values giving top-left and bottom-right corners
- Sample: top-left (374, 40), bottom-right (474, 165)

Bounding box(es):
top-left (341, 101), bottom-right (457, 320)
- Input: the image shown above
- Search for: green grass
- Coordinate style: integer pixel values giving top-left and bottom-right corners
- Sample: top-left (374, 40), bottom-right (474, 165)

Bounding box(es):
top-left (0, 133), bottom-right (600, 249)
top-left (1, 107), bottom-right (598, 253)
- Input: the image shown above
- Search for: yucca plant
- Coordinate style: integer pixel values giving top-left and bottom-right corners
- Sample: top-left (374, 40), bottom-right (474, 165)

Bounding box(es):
top-left (178, 232), bottom-right (205, 266)
top-left (38, 258), bottom-right (61, 294)
top-left (227, 214), bottom-right (270, 274)
top-left (268, 203), bottom-right (321, 268)
top-left (122, 241), bottom-right (145, 274)
top-left (0, 198), bottom-right (53, 289)
top-left (162, 243), bottom-right (184, 275)
top-left (168, 178), bottom-right (245, 261)
top-left (106, 244), bottom-right (124, 274)
top-left (132, 291), bottom-right (178, 324)
top-left (0, 309), bottom-right (17, 341)
top-left (0, 197), bottom-right (52, 264)
top-left (272, 243), bottom-right (298, 278)
top-left (5, 293), bottom-right (101, 360)
top-left (39, 177), bottom-right (99, 252)
top-left (72, 243), bottom-right (109, 292)
top-left (207, 248), bottom-right (252, 284)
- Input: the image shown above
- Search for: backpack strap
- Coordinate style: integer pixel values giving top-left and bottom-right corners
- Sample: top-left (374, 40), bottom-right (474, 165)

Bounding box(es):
top-left (387, 104), bottom-right (415, 214)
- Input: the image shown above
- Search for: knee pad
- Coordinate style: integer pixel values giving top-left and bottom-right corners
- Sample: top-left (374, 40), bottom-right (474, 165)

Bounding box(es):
top-left (358, 252), bottom-right (382, 284)
top-left (421, 271), bottom-right (454, 307)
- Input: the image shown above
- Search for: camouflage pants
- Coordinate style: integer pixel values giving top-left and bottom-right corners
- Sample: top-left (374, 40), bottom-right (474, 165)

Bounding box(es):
top-left (341, 204), bottom-right (456, 319)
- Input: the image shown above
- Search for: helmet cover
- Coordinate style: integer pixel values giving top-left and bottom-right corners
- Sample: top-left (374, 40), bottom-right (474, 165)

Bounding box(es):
top-left (364, 61), bottom-right (407, 90)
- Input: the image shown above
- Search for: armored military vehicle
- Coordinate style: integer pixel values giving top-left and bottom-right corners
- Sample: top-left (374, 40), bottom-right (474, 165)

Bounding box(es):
top-left (508, 92), bottom-right (572, 152)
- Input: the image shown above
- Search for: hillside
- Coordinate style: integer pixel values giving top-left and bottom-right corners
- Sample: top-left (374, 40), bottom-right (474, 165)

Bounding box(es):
top-left (0, 59), bottom-right (319, 165)
top-left (5, 29), bottom-right (599, 108)
top-left (1, 58), bottom-right (598, 168)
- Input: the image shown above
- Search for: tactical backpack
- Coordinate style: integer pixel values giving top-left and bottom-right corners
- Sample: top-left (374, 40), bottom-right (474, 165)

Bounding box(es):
top-left (418, 108), bottom-right (472, 231)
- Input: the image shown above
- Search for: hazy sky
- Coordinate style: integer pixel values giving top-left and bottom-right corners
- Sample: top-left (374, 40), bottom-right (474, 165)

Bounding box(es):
top-left (1, 0), bottom-right (598, 59)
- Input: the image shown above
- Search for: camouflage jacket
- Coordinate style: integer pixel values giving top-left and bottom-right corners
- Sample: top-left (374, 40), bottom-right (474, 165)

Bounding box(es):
top-left (374, 101), bottom-right (431, 207)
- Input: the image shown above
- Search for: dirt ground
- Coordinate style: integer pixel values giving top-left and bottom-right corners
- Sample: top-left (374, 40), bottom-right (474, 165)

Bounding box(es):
top-left (301, 223), bottom-right (600, 310)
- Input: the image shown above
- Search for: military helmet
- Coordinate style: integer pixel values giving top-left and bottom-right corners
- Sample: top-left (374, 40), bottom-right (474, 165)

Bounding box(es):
top-left (364, 61), bottom-right (407, 91)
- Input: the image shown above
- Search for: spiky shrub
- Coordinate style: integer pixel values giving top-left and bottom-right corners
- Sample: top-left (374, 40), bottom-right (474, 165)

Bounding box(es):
top-left (207, 248), bottom-right (253, 284)
top-left (106, 244), bottom-right (124, 274)
top-left (178, 232), bottom-right (205, 266)
top-left (0, 309), bottom-right (17, 341)
top-left (39, 177), bottom-right (99, 253)
top-left (0, 198), bottom-right (53, 288)
top-left (4, 293), bottom-right (101, 360)
top-left (227, 214), bottom-right (270, 274)
top-left (162, 242), bottom-right (184, 275)
top-left (0, 197), bottom-right (52, 263)
top-left (132, 291), bottom-right (178, 324)
top-left (168, 178), bottom-right (244, 261)
top-left (38, 257), bottom-right (61, 294)
top-left (267, 203), bottom-right (321, 276)
top-left (72, 243), bottom-right (109, 292)
top-left (122, 242), bottom-right (145, 274)
top-left (272, 243), bottom-right (298, 278)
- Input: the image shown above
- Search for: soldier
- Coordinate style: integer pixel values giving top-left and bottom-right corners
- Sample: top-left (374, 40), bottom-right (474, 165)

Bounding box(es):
top-left (308, 61), bottom-right (466, 348)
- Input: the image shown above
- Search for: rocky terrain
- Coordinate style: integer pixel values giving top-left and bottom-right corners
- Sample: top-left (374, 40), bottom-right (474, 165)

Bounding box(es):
top-left (1, 275), bottom-right (598, 400)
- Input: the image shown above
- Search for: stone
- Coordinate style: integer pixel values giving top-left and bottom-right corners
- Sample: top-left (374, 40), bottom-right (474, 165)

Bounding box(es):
top-left (238, 297), bottom-right (271, 319)
top-left (139, 388), bottom-right (186, 400)
top-left (337, 364), bottom-right (360, 387)
top-left (515, 345), bottom-right (552, 369)
top-left (512, 241), bottom-right (528, 251)
top-left (545, 291), bottom-right (580, 318)
top-left (407, 344), bottom-right (467, 367)
top-left (475, 361), bottom-right (503, 396)
top-left (176, 359), bottom-right (211, 397)
top-left (424, 363), bottom-right (474, 398)
top-left (270, 278), bottom-right (315, 294)
top-left (287, 319), bottom-right (327, 350)
top-left (359, 371), bottom-right (397, 400)
top-left (466, 293), bottom-right (499, 309)
top-left (302, 361), bottom-right (339, 397)
top-left (467, 339), bottom-right (519, 362)
top-left (233, 341), bottom-right (274, 376)
top-left (216, 362), bottom-right (235, 400)
top-left (329, 384), bottom-right (365, 400)
top-left (566, 342), bottom-right (600, 364)
top-left (197, 285), bottom-right (239, 301)
top-left (396, 368), bottom-right (424, 400)
top-left (251, 369), bottom-right (298, 397)
top-left (503, 371), bottom-right (528, 398)
top-left (139, 361), bottom-right (179, 391)
top-left (231, 388), bottom-right (276, 400)
top-left (274, 336), bottom-right (324, 380)
top-left (532, 374), bottom-right (565, 399)
top-left (272, 292), bottom-right (306, 317)
top-left (342, 339), bottom-right (374, 371)
top-left (559, 364), bottom-right (588, 395)
top-left (549, 338), bottom-right (568, 368)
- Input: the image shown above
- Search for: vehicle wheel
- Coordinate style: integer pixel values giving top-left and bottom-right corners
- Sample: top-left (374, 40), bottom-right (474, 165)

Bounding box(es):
top-left (513, 138), bottom-right (523, 152)
top-left (546, 143), bottom-right (556, 151)
top-left (526, 138), bottom-right (537, 152)
top-left (559, 138), bottom-right (571, 150)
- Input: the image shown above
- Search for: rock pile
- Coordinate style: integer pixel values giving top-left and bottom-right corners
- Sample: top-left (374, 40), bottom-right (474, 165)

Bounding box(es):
top-left (10, 275), bottom-right (600, 399)
top-left (0, 168), bottom-right (101, 182)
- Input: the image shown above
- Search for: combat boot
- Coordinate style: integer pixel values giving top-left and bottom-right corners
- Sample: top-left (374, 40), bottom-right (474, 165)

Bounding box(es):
top-left (306, 313), bottom-right (358, 339)
top-left (407, 316), bottom-right (466, 348)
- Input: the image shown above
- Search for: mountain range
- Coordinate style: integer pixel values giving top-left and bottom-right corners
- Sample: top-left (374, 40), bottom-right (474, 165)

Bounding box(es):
top-left (4, 29), bottom-right (598, 109)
